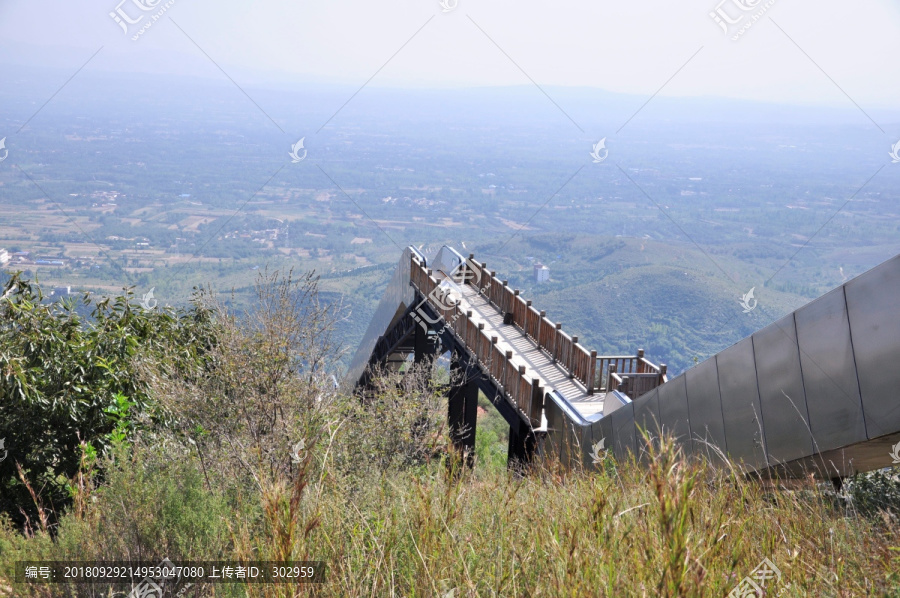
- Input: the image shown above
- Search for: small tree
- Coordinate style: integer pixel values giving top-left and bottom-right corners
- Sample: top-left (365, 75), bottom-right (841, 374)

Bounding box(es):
top-left (0, 274), bottom-right (218, 532)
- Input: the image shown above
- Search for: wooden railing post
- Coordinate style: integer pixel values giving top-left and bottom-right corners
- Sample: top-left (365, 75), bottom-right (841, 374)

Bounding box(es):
top-left (517, 364), bottom-right (526, 412)
top-left (637, 348), bottom-right (645, 373)
top-left (553, 322), bottom-right (562, 363)
top-left (504, 349), bottom-right (513, 390)
top-left (477, 322), bottom-right (485, 359)
top-left (588, 350), bottom-right (597, 395)
top-left (510, 289), bottom-right (520, 326)
top-left (569, 335), bottom-right (578, 379)
top-left (501, 280), bottom-right (511, 322)
top-left (529, 379), bottom-right (543, 426)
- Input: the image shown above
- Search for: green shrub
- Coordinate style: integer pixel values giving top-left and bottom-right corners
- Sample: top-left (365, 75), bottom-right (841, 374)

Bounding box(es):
top-left (846, 468), bottom-right (900, 520)
top-left (2, 269), bottom-right (899, 597)
top-left (0, 440), bottom-right (241, 597)
top-left (0, 274), bottom-right (218, 530)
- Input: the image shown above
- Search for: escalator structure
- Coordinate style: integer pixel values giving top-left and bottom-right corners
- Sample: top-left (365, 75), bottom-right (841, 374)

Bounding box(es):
top-left (347, 245), bottom-right (900, 479)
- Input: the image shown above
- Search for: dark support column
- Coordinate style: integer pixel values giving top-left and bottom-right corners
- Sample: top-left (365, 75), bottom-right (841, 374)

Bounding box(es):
top-left (414, 323), bottom-right (434, 364)
top-left (448, 355), bottom-right (479, 468)
top-left (508, 418), bottom-right (536, 472)
top-left (461, 381), bottom-right (479, 467)
top-left (448, 358), bottom-right (466, 450)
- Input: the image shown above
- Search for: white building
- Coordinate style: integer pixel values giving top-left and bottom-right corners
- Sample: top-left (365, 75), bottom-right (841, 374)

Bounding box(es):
top-left (0, 249), bottom-right (8, 265)
top-left (534, 263), bottom-right (550, 284)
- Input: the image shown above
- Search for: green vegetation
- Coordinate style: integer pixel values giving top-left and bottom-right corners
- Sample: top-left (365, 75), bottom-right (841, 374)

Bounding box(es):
top-left (473, 392), bottom-right (509, 472)
top-left (1, 272), bottom-right (899, 597)
top-left (3, 93), bottom-right (900, 381)
top-left (0, 274), bottom-right (218, 531)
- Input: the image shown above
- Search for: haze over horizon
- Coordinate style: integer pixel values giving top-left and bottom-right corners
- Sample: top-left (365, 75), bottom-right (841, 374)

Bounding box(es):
top-left (1, 0), bottom-right (899, 112)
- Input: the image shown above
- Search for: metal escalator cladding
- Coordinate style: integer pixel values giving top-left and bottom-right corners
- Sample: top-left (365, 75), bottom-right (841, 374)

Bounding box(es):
top-left (351, 245), bottom-right (900, 476)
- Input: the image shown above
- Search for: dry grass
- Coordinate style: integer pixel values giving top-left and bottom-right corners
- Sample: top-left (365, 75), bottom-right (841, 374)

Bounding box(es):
top-left (5, 434), bottom-right (897, 597)
top-left (1, 270), bottom-right (898, 597)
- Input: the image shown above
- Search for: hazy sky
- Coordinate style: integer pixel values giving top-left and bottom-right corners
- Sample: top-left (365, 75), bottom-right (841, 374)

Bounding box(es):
top-left (1, 0), bottom-right (899, 108)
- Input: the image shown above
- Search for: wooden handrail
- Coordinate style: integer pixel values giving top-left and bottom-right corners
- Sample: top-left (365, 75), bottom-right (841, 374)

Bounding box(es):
top-left (411, 253), bottom-right (664, 403)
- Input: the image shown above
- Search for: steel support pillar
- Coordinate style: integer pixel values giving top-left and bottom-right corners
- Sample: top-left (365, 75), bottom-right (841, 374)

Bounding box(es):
top-left (449, 355), bottom-right (479, 467)
top-left (507, 418), bottom-right (536, 471)
top-left (448, 359), bottom-right (466, 448)
top-left (414, 324), bottom-right (436, 364)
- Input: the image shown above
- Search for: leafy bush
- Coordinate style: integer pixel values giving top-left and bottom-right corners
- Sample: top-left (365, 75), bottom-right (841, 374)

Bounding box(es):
top-left (846, 468), bottom-right (900, 520)
top-left (2, 269), bottom-right (899, 597)
top-left (0, 441), bottom-right (242, 598)
top-left (0, 274), bottom-right (218, 531)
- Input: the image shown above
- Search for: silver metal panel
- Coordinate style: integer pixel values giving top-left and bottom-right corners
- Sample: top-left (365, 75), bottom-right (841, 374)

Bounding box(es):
top-left (432, 246), bottom-right (465, 277)
top-left (657, 375), bottom-right (692, 458)
top-left (595, 415), bottom-right (615, 460)
top-left (633, 388), bottom-right (660, 461)
top-left (633, 388), bottom-right (661, 437)
top-left (795, 286), bottom-right (866, 452)
top-left (684, 358), bottom-right (727, 462)
top-left (610, 402), bottom-right (635, 462)
top-left (543, 391), bottom-right (582, 463)
top-left (717, 338), bottom-right (768, 469)
top-left (753, 315), bottom-right (814, 465)
top-left (603, 390), bottom-right (631, 417)
top-left (346, 247), bottom-right (418, 385)
top-left (845, 254), bottom-right (900, 439)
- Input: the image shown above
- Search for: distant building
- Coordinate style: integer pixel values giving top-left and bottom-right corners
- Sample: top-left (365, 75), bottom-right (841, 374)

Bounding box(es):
top-left (534, 263), bottom-right (550, 284)
top-left (52, 286), bottom-right (72, 296)
top-left (0, 249), bottom-right (8, 266)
